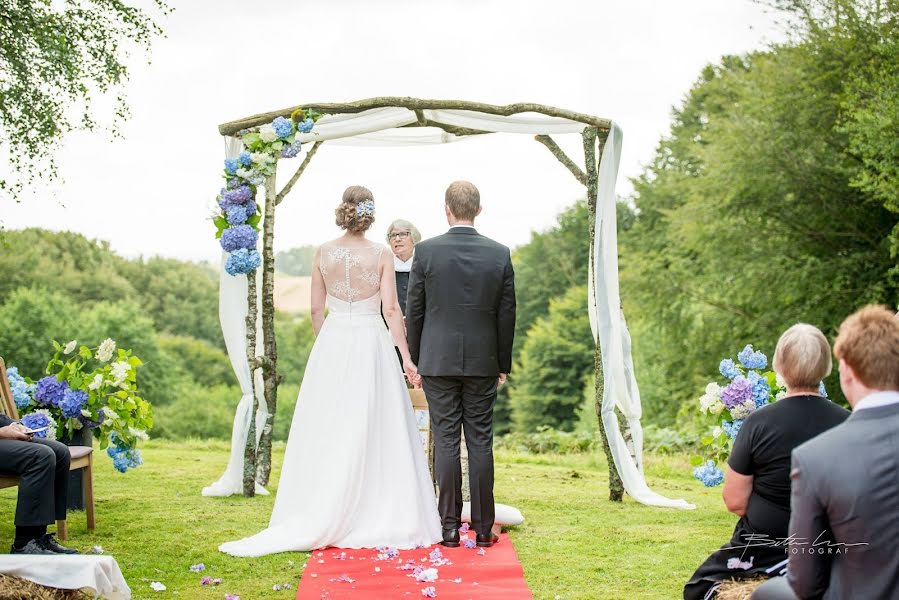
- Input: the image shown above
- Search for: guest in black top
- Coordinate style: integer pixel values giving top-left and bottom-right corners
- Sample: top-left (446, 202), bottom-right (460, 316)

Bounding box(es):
top-left (684, 324), bottom-right (850, 600)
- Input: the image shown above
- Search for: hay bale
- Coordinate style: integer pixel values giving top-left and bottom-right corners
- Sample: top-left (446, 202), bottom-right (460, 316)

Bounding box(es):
top-left (0, 574), bottom-right (89, 600)
top-left (714, 576), bottom-right (768, 600)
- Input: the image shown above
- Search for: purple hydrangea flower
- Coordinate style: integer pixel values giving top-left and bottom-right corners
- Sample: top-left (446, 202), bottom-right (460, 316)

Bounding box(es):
top-left (719, 359), bottom-right (741, 379)
top-left (220, 225), bottom-right (258, 252)
top-left (281, 140), bottom-right (302, 159)
top-left (224, 248), bottom-right (262, 276)
top-left (272, 116), bottom-right (294, 138)
top-left (224, 159), bottom-right (238, 175)
top-left (226, 177), bottom-right (242, 190)
top-left (693, 460), bottom-right (724, 487)
top-left (21, 412), bottom-right (51, 438)
top-left (463, 538), bottom-right (477, 549)
top-left (34, 376), bottom-right (68, 408)
top-left (222, 185), bottom-right (253, 205)
top-left (237, 151), bottom-right (252, 167)
top-left (720, 376), bottom-right (753, 409)
top-left (737, 345), bottom-right (768, 370)
top-left (59, 389), bottom-right (88, 419)
top-left (297, 118), bottom-right (314, 133)
top-left (226, 205), bottom-right (249, 226)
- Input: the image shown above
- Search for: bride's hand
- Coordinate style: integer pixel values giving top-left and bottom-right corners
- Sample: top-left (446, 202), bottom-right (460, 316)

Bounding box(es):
top-left (403, 357), bottom-right (418, 384)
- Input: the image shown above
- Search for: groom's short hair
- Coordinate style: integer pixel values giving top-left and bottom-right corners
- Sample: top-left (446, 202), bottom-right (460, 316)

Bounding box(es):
top-left (834, 305), bottom-right (899, 390)
top-left (445, 181), bottom-right (480, 221)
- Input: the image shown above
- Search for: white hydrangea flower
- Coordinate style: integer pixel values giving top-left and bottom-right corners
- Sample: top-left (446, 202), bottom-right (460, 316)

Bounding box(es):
top-left (63, 340), bottom-right (77, 354)
top-left (712, 426), bottom-right (723, 439)
top-left (259, 124), bottom-right (278, 143)
top-left (96, 338), bottom-right (116, 362)
top-left (699, 382), bottom-right (722, 413)
top-left (236, 167), bottom-right (254, 179)
top-left (129, 427), bottom-right (149, 441)
top-left (110, 361), bottom-right (130, 387)
top-left (775, 371), bottom-right (786, 389)
top-left (102, 407), bottom-right (120, 421)
top-left (775, 389), bottom-right (788, 400)
top-left (80, 409), bottom-right (91, 418)
top-left (730, 399), bottom-right (757, 420)
top-left (250, 152), bottom-right (273, 165)
top-left (88, 374), bottom-right (104, 390)
top-left (708, 399), bottom-right (725, 416)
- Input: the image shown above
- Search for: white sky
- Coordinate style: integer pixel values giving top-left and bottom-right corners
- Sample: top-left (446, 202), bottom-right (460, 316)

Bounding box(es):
top-left (3, 0), bottom-right (784, 263)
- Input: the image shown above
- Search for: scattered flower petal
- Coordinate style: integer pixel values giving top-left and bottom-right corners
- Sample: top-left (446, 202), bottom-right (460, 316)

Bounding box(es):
top-left (150, 581), bottom-right (166, 592)
top-left (189, 563), bottom-right (205, 572)
top-left (421, 586), bottom-right (437, 598)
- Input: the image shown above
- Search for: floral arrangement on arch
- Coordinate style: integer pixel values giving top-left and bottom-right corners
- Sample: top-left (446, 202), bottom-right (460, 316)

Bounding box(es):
top-left (214, 108), bottom-right (321, 276)
top-left (7, 338), bottom-right (153, 473)
top-left (690, 344), bottom-right (828, 487)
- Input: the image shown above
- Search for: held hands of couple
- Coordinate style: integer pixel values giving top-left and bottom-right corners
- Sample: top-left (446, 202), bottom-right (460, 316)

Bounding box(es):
top-left (403, 358), bottom-right (422, 389)
top-left (0, 423), bottom-right (33, 441)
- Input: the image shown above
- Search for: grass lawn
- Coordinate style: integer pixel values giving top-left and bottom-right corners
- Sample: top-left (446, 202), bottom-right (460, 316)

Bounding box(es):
top-left (0, 440), bottom-right (734, 600)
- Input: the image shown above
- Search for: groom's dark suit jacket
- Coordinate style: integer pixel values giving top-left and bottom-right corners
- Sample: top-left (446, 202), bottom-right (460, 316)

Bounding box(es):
top-left (406, 227), bottom-right (516, 377)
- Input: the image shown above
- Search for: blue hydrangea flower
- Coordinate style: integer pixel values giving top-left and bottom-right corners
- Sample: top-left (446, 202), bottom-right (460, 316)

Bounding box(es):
top-left (34, 376), bottom-right (68, 408)
top-left (244, 202), bottom-right (257, 218)
top-left (719, 359), bottom-right (741, 379)
top-left (226, 177), bottom-right (242, 190)
top-left (225, 248), bottom-right (262, 276)
top-left (21, 412), bottom-right (51, 438)
top-left (79, 408), bottom-right (104, 430)
top-left (226, 205), bottom-right (249, 226)
top-left (112, 454), bottom-right (130, 473)
top-left (272, 116), bottom-right (294, 139)
top-left (224, 159), bottom-right (238, 176)
top-left (281, 140), bottom-right (302, 159)
top-left (722, 419), bottom-right (745, 440)
top-left (737, 345), bottom-right (768, 370)
top-left (220, 225), bottom-right (258, 252)
top-left (237, 151), bottom-right (253, 167)
top-left (818, 381), bottom-right (828, 398)
top-left (693, 460), bottom-right (724, 487)
top-left (747, 371), bottom-right (771, 407)
top-left (357, 199), bottom-right (375, 217)
top-left (7, 367), bottom-right (35, 410)
top-left (59, 389), bottom-right (88, 419)
top-left (107, 441), bottom-right (142, 473)
top-left (297, 118), bottom-right (314, 134)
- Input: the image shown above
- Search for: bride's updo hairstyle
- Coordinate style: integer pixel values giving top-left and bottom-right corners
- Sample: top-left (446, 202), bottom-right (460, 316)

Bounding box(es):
top-left (335, 185), bottom-right (376, 233)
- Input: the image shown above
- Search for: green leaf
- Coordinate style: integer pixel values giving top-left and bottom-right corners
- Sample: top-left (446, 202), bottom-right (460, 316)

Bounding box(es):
top-left (689, 455), bottom-right (704, 466)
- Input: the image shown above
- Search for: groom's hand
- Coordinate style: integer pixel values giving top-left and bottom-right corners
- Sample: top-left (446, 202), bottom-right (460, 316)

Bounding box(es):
top-left (498, 373), bottom-right (507, 387)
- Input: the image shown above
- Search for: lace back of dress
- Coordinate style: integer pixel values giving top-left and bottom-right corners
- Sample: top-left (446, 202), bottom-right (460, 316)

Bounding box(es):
top-left (319, 244), bottom-right (383, 303)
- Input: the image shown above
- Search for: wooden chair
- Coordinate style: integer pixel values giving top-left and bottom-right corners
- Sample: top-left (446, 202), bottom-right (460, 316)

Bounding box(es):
top-left (0, 357), bottom-right (95, 540)
top-left (408, 388), bottom-right (437, 490)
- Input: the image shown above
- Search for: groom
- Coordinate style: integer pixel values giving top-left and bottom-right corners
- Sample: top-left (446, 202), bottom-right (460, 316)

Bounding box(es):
top-left (406, 180), bottom-right (516, 548)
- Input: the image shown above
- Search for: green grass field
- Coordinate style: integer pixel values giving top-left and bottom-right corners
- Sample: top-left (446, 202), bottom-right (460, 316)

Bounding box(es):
top-left (0, 440), bottom-right (734, 599)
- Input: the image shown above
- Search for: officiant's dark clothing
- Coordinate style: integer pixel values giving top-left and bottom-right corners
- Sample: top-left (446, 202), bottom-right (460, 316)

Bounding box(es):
top-left (683, 395), bottom-right (849, 600)
top-left (0, 414), bottom-right (70, 527)
top-left (395, 270), bottom-right (410, 316)
top-left (406, 226), bottom-right (516, 537)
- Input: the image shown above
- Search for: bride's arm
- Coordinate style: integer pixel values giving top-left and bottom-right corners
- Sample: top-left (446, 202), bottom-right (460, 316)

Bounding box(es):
top-left (311, 246), bottom-right (326, 336)
top-left (379, 249), bottom-right (412, 364)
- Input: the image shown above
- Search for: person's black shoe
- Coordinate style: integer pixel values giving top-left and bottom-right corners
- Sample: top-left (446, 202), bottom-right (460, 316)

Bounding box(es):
top-left (476, 532), bottom-right (499, 547)
top-left (440, 528), bottom-right (461, 548)
top-left (10, 539), bottom-right (56, 555)
top-left (40, 533), bottom-right (79, 554)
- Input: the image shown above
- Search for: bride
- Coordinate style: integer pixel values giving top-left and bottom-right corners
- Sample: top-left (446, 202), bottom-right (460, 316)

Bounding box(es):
top-left (219, 186), bottom-right (441, 557)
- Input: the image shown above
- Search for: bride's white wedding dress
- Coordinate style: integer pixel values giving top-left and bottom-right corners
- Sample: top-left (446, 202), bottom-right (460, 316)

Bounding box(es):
top-left (219, 243), bottom-right (441, 557)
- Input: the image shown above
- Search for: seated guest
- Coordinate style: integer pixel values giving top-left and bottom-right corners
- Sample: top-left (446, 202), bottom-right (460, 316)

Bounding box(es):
top-left (685, 324), bottom-right (849, 599)
top-left (753, 305), bottom-right (899, 600)
top-left (0, 414), bottom-right (78, 554)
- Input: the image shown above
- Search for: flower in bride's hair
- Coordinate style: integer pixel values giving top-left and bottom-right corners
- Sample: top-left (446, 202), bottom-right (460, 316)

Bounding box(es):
top-left (357, 199), bottom-right (375, 217)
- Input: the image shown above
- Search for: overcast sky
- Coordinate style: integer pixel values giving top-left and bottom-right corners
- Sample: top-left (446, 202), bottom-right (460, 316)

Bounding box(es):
top-left (3, 0), bottom-right (784, 263)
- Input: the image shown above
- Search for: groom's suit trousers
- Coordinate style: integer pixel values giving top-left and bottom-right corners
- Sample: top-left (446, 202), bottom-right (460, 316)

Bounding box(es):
top-left (422, 375), bottom-right (497, 536)
top-left (0, 436), bottom-right (70, 526)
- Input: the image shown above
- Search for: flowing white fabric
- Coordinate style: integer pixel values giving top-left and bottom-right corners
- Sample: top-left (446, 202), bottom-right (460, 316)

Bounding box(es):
top-left (203, 137), bottom-right (269, 497)
top-left (589, 123), bottom-right (694, 509)
top-left (0, 555), bottom-right (130, 600)
top-left (219, 245), bottom-right (441, 556)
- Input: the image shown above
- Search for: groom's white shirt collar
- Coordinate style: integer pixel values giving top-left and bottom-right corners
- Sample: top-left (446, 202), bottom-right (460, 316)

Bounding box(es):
top-left (394, 252), bottom-right (414, 273)
top-left (854, 390), bottom-right (899, 411)
top-left (449, 224), bottom-right (476, 230)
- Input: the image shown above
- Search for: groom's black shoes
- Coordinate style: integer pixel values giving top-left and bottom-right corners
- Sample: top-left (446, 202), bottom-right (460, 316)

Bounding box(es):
top-left (440, 528), bottom-right (461, 548)
top-left (476, 532), bottom-right (499, 548)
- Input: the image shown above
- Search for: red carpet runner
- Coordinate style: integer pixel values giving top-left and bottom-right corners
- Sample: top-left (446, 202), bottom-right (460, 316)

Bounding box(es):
top-left (295, 531), bottom-right (532, 599)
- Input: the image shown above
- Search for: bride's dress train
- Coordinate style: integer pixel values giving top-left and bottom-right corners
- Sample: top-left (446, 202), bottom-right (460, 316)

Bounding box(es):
top-left (219, 244), bottom-right (441, 557)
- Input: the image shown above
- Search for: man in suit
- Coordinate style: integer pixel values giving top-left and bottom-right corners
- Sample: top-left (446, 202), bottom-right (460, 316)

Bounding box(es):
top-left (753, 305), bottom-right (899, 599)
top-left (406, 181), bottom-right (516, 548)
top-left (0, 414), bottom-right (78, 554)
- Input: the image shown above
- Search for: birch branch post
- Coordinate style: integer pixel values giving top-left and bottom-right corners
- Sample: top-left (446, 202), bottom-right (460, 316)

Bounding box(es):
top-left (242, 271), bottom-right (259, 497)
top-left (256, 172), bottom-right (279, 486)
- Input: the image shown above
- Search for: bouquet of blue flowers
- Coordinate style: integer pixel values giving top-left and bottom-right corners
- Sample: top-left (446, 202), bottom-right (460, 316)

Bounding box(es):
top-left (691, 345), bottom-right (785, 486)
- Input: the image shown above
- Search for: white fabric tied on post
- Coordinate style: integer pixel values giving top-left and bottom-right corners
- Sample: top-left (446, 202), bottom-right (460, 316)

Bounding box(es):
top-left (213, 107), bottom-right (693, 508)
top-left (589, 124), bottom-right (694, 509)
top-left (202, 137), bottom-right (269, 497)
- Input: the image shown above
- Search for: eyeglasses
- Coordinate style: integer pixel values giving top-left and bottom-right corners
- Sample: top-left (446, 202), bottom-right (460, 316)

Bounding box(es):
top-left (388, 231), bottom-right (412, 241)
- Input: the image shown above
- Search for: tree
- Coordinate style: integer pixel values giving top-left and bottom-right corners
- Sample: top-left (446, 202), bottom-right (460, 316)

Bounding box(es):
top-left (0, 0), bottom-right (169, 199)
top-left (275, 246), bottom-right (316, 276)
top-left (509, 285), bottom-right (594, 432)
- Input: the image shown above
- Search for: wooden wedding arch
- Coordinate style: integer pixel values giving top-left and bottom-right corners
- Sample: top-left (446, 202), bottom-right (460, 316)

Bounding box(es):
top-left (217, 98), bottom-right (625, 500)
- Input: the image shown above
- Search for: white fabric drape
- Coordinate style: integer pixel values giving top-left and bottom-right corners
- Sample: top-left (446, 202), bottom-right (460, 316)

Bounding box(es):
top-left (214, 108), bottom-right (694, 508)
top-left (0, 555), bottom-right (131, 600)
top-left (589, 124), bottom-right (694, 509)
top-left (202, 137), bottom-right (269, 497)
